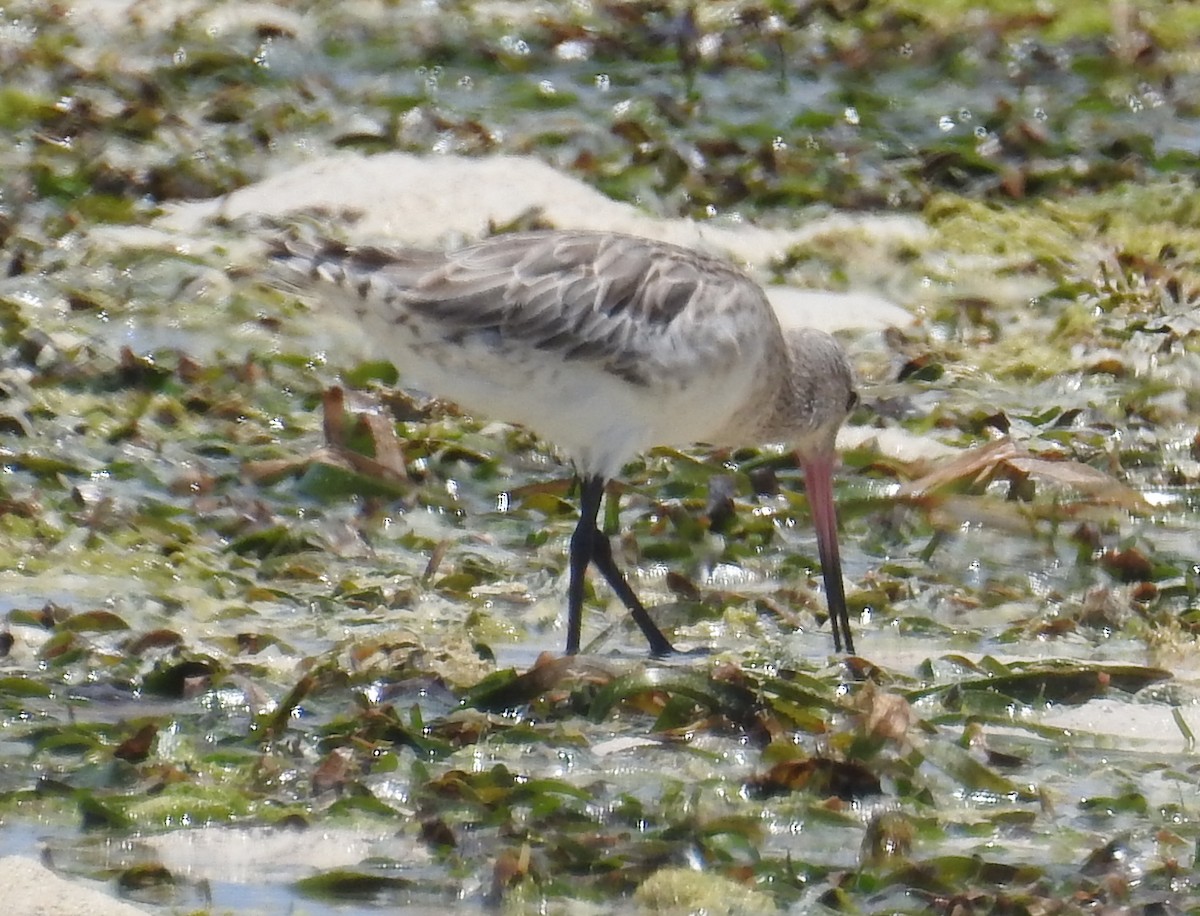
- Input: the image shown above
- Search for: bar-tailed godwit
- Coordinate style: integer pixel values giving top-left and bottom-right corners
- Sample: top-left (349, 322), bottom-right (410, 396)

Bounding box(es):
top-left (270, 230), bottom-right (858, 656)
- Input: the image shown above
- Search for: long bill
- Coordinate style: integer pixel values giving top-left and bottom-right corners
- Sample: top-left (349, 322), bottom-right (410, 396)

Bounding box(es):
top-left (798, 450), bottom-right (855, 655)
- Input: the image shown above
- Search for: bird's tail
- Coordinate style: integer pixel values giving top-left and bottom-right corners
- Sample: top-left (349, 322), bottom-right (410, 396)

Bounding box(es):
top-left (266, 235), bottom-right (446, 301)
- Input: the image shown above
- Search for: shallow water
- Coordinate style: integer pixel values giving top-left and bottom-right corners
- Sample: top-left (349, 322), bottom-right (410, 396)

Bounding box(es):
top-left (1, 0), bottom-right (1199, 913)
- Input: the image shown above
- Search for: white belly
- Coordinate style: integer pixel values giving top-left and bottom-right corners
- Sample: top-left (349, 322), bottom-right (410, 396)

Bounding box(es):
top-left (385, 336), bottom-right (758, 479)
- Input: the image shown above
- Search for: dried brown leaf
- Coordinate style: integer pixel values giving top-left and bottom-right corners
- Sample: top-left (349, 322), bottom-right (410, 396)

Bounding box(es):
top-left (1004, 456), bottom-right (1147, 510)
top-left (895, 438), bottom-right (1019, 500)
top-left (896, 438), bottom-right (1149, 513)
top-left (113, 724), bottom-right (158, 763)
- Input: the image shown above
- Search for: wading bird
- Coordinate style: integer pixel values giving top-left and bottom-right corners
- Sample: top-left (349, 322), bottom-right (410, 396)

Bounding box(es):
top-left (270, 230), bottom-right (857, 656)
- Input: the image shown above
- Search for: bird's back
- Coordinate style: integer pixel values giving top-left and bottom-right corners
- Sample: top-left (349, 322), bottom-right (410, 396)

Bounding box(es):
top-left (270, 231), bottom-right (788, 476)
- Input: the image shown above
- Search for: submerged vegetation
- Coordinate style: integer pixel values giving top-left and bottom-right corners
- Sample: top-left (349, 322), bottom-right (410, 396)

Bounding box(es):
top-left (0, 0), bottom-right (1198, 912)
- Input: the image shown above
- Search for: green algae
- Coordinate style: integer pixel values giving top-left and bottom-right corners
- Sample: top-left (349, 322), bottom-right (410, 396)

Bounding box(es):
top-left (0, 0), bottom-right (1197, 913)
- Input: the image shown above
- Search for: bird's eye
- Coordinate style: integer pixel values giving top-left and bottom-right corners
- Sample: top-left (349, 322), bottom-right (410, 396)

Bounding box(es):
top-left (846, 391), bottom-right (859, 412)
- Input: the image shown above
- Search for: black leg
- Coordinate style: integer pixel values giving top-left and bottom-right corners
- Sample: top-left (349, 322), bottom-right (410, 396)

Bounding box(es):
top-left (590, 530), bottom-right (675, 657)
top-left (566, 476), bottom-right (675, 657)
top-left (565, 477), bottom-right (602, 655)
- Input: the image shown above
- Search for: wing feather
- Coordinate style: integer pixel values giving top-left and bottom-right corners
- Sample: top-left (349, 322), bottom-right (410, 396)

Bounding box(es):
top-left (273, 230), bottom-right (779, 387)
